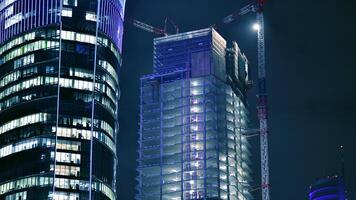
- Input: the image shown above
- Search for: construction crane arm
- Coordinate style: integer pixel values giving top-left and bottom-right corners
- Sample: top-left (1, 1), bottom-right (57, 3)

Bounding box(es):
top-left (126, 18), bottom-right (166, 36)
top-left (126, 17), bottom-right (179, 36)
top-left (211, 2), bottom-right (257, 28)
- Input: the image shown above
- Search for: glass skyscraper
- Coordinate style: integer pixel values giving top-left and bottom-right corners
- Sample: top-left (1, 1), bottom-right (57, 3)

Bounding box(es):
top-left (0, 0), bottom-right (125, 199)
top-left (137, 28), bottom-right (252, 200)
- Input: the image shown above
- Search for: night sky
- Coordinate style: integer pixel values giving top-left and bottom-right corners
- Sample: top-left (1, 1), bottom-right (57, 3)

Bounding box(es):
top-left (117, 0), bottom-right (356, 199)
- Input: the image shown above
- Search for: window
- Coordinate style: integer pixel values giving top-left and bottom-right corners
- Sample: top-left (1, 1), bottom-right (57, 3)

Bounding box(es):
top-left (56, 140), bottom-right (80, 151)
top-left (61, 8), bottom-right (72, 17)
top-left (55, 127), bottom-right (116, 154)
top-left (0, 76), bottom-right (43, 100)
top-left (63, 0), bottom-right (78, 6)
top-left (4, 13), bottom-right (23, 29)
top-left (0, 70), bottom-right (20, 87)
top-left (45, 66), bottom-right (56, 74)
top-left (1, 40), bottom-right (59, 65)
top-left (56, 152), bottom-right (80, 164)
top-left (14, 54), bottom-right (35, 69)
top-left (23, 67), bottom-right (37, 77)
top-left (61, 31), bottom-right (75, 41)
top-left (0, 138), bottom-right (54, 159)
top-left (5, 191), bottom-right (27, 200)
top-left (53, 192), bottom-right (79, 200)
top-left (55, 165), bottom-right (80, 177)
top-left (85, 12), bottom-right (97, 22)
top-left (0, 176), bottom-right (52, 195)
top-left (0, 113), bottom-right (48, 135)
top-left (0, 0), bottom-right (16, 11)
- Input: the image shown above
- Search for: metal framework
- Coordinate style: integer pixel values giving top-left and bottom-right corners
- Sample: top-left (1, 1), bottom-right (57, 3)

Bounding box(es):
top-left (127, 17), bottom-right (179, 36)
top-left (256, 8), bottom-right (270, 200)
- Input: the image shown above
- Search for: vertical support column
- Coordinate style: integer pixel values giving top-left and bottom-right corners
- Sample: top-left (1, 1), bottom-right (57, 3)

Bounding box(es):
top-left (180, 75), bottom-right (184, 199)
top-left (159, 76), bottom-right (163, 200)
top-left (225, 88), bottom-right (230, 200)
top-left (89, 0), bottom-right (102, 199)
top-left (202, 77), bottom-right (207, 199)
top-left (52, 0), bottom-right (63, 198)
top-left (138, 79), bottom-right (144, 198)
top-left (238, 100), bottom-right (244, 197)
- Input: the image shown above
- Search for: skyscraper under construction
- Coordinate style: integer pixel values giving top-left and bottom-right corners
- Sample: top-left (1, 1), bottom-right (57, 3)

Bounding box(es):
top-left (137, 28), bottom-right (253, 200)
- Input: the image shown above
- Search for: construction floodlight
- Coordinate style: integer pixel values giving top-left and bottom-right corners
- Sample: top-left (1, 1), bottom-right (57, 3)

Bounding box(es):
top-left (253, 23), bottom-right (261, 31)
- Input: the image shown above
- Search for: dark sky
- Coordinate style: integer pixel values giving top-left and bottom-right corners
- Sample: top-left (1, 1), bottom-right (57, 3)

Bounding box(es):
top-left (117, 0), bottom-right (356, 199)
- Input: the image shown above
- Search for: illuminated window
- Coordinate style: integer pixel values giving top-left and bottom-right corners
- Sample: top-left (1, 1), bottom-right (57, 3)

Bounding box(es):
top-left (190, 106), bottom-right (200, 113)
top-left (61, 8), bottom-right (72, 17)
top-left (0, 32), bottom-right (34, 55)
top-left (53, 192), bottom-right (79, 200)
top-left (61, 30), bottom-right (75, 41)
top-left (1, 40), bottom-right (59, 65)
top-left (63, 0), bottom-right (78, 6)
top-left (0, 176), bottom-right (113, 200)
top-left (56, 140), bottom-right (81, 151)
top-left (98, 60), bottom-right (119, 84)
top-left (56, 152), bottom-right (81, 164)
top-left (55, 126), bottom-right (116, 153)
top-left (55, 165), bottom-right (80, 177)
top-left (4, 5), bottom-right (14, 18)
top-left (5, 191), bottom-right (27, 200)
top-left (0, 138), bottom-right (54, 159)
top-left (0, 70), bottom-right (20, 87)
top-left (0, 76), bottom-right (43, 100)
top-left (0, 113), bottom-right (48, 135)
top-left (0, 176), bottom-right (52, 196)
top-left (0, 0), bottom-right (16, 12)
top-left (85, 12), bottom-right (97, 22)
top-left (4, 13), bottom-right (23, 29)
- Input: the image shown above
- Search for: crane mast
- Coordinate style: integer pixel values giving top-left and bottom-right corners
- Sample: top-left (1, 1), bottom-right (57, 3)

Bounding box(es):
top-left (256, 7), bottom-right (270, 200)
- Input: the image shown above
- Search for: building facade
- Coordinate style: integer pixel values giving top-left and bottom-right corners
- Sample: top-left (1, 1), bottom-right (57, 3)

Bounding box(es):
top-left (137, 28), bottom-right (252, 200)
top-left (0, 0), bottom-right (125, 199)
top-left (309, 176), bottom-right (346, 200)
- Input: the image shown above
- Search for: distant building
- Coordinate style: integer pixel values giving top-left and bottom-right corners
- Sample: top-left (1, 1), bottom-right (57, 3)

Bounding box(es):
top-left (137, 28), bottom-right (253, 200)
top-left (309, 176), bottom-right (346, 200)
top-left (0, 0), bottom-right (125, 199)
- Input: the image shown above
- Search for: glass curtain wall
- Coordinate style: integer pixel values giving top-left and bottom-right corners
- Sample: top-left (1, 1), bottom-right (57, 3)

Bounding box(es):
top-left (0, 0), bottom-right (125, 199)
top-left (138, 73), bottom-right (251, 200)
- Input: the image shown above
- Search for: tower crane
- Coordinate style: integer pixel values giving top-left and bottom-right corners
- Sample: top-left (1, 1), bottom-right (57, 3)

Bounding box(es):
top-left (212, 1), bottom-right (271, 200)
top-left (126, 17), bottom-right (179, 36)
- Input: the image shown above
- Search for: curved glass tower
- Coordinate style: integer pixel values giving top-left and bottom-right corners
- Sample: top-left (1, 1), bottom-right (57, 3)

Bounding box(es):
top-left (0, 0), bottom-right (125, 199)
top-left (309, 176), bottom-right (346, 200)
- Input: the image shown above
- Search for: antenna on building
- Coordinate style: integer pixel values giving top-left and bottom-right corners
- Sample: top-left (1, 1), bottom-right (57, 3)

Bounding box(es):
top-left (340, 145), bottom-right (345, 180)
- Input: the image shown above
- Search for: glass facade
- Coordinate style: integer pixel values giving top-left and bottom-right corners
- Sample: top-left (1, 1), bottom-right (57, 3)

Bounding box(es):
top-left (137, 29), bottom-right (252, 200)
top-left (0, 0), bottom-right (125, 199)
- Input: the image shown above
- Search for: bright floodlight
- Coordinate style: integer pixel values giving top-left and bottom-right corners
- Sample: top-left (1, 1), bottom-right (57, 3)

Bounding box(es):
top-left (253, 23), bottom-right (261, 31)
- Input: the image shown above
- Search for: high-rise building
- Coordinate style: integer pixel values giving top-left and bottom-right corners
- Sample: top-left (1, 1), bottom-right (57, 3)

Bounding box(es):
top-left (137, 28), bottom-right (252, 200)
top-left (0, 0), bottom-right (125, 199)
top-left (309, 176), bottom-right (347, 200)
